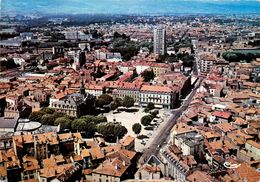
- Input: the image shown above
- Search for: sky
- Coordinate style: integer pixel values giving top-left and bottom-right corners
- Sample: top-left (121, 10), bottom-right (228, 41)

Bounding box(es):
top-left (1, 0), bottom-right (260, 15)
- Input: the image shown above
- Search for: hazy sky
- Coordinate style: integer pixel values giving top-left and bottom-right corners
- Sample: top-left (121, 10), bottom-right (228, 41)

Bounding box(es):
top-left (2, 0), bottom-right (260, 15)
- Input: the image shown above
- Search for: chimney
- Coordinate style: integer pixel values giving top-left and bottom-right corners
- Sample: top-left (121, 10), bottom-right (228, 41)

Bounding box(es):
top-left (33, 135), bottom-right (37, 159)
top-left (13, 138), bottom-right (18, 156)
top-left (0, 151), bottom-right (2, 162)
top-left (115, 164), bottom-right (119, 170)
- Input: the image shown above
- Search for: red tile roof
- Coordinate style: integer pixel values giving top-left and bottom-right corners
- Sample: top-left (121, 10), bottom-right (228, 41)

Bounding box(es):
top-left (140, 85), bottom-right (177, 93)
top-left (212, 111), bottom-right (232, 119)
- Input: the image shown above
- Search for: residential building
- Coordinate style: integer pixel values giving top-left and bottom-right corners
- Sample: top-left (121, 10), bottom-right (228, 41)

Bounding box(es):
top-left (52, 46), bottom-right (64, 55)
top-left (154, 28), bottom-right (166, 55)
top-left (121, 135), bottom-right (135, 151)
top-left (112, 82), bottom-right (141, 103)
top-left (187, 171), bottom-right (214, 182)
top-left (174, 131), bottom-right (204, 157)
top-left (150, 63), bottom-right (171, 77)
top-left (135, 155), bottom-right (164, 180)
top-left (91, 149), bottom-right (137, 182)
top-left (155, 72), bottom-right (192, 99)
top-left (86, 84), bottom-right (104, 97)
top-left (245, 140), bottom-right (260, 160)
top-left (63, 31), bottom-right (92, 40)
top-left (161, 148), bottom-right (190, 182)
top-left (49, 85), bottom-right (95, 117)
top-left (21, 156), bottom-right (39, 181)
top-left (4, 101), bottom-right (32, 119)
top-left (140, 85), bottom-right (178, 109)
top-left (197, 52), bottom-right (216, 74)
top-left (107, 53), bottom-right (122, 62)
top-left (209, 111), bottom-right (232, 123)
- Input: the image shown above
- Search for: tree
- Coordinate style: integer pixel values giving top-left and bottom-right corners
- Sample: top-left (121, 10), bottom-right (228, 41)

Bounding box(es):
top-left (147, 102), bottom-right (155, 111)
top-left (132, 69), bottom-right (138, 79)
top-left (114, 31), bottom-right (121, 39)
top-left (78, 115), bottom-right (106, 137)
top-left (141, 115), bottom-right (153, 126)
top-left (144, 108), bottom-right (150, 113)
top-left (96, 94), bottom-right (113, 107)
top-left (79, 52), bottom-right (86, 67)
top-left (145, 102), bottom-right (155, 112)
top-left (222, 52), bottom-right (239, 62)
top-left (141, 69), bottom-right (155, 82)
top-left (29, 111), bottom-right (44, 122)
top-left (97, 123), bottom-right (127, 143)
top-left (110, 102), bottom-right (119, 110)
top-left (48, 33), bottom-right (65, 42)
top-left (255, 76), bottom-right (260, 83)
top-left (181, 54), bottom-right (194, 67)
top-left (71, 118), bottom-right (88, 131)
top-left (40, 101), bottom-right (49, 107)
top-left (110, 97), bottom-right (123, 110)
top-left (113, 31), bottom-right (128, 39)
top-left (0, 59), bottom-right (18, 70)
top-left (41, 114), bottom-right (56, 125)
top-left (41, 107), bottom-right (55, 114)
top-left (95, 116), bottom-right (107, 124)
top-left (122, 96), bottom-right (135, 108)
top-left (115, 98), bottom-right (122, 106)
top-left (54, 117), bottom-right (72, 129)
top-left (157, 54), bottom-right (177, 63)
top-left (90, 29), bottom-right (99, 39)
top-left (111, 39), bottom-right (139, 61)
top-left (80, 115), bottom-right (95, 123)
top-left (132, 123), bottom-right (142, 135)
top-left (52, 112), bottom-right (65, 119)
top-left (151, 110), bottom-right (159, 118)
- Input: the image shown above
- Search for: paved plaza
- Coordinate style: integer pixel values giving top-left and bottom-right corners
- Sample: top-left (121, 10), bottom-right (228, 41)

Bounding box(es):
top-left (103, 107), bottom-right (173, 152)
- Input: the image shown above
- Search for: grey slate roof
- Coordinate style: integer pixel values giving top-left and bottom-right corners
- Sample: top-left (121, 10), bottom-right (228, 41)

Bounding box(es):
top-left (0, 117), bottom-right (18, 128)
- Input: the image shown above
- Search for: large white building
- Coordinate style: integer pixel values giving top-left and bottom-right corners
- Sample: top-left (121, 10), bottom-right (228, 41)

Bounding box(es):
top-left (139, 85), bottom-right (177, 109)
top-left (112, 82), bottom-right (141, 103)
top-left (153, 28), bottom-right (166, 55)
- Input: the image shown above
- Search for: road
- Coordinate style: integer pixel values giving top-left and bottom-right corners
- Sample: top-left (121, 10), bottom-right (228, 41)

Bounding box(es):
top-left (138, 77), bottom-right (203, 165)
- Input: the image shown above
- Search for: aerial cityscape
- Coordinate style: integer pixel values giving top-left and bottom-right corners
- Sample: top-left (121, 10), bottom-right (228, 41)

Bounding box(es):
top-left (0, 0), bottom-right (260, 182)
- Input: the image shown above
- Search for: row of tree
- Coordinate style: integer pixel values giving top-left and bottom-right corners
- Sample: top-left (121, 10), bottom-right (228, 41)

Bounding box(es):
top-left (132, 103), bottom-right (158, 135)
top-left (141, 69), bottom-right (155, 82)
top-left (222, 52), bottom-right (260, 63)
top-left (111, 32), bottom-right (140, 61)
top-left (28, 108), bottom-right (127, 142)
top-left (157, 53), bottom-right (194, 67)
top-left (140, 110), bottom-right (158, 126)
top-left (96, 94), bottom-right (135, 110)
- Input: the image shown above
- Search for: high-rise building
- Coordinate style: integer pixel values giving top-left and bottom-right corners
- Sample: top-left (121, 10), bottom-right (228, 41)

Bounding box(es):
top-left (153, 28), bottom-right (166, 55)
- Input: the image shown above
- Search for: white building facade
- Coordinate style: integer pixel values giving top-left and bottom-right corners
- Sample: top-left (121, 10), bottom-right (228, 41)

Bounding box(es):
top-left (139, 85), bottom-right (177, 109)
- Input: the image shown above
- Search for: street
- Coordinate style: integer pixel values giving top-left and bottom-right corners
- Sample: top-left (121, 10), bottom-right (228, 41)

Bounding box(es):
top-left (138, 77), bottom-right (203, 165)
